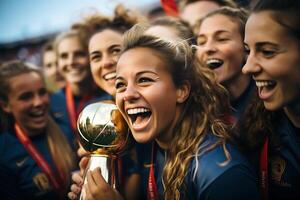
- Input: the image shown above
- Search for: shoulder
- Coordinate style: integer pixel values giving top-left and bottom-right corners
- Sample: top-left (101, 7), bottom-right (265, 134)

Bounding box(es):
top-left (0, 129), bottom-right (17, 156)
top-left (187, 136), bottom-right (256, 196)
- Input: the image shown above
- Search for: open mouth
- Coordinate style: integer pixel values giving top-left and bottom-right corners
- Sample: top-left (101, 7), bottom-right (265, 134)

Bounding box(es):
top-left (103, 72), bottom-right (116, 81)
top-left (206, 58), bottom-right (224, 69)
top-left (127, 108), bottom-right (152, 127)
top-left (29, 110), bottom-right (45, 117)
top-left (255, 80), bottom-right (276, 88)
top-left (256, 80), bottom-right (277, 99)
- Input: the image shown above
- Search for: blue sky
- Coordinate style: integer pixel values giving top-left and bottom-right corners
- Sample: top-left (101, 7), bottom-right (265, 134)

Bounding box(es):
top-left (0, 0), bottom-right (159, 44)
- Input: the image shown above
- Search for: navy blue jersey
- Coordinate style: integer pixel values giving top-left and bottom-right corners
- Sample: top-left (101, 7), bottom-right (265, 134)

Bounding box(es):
top-left (136, 135), bottom-right (259, 199)
top-left (268, 114), bottom-right (300, 200)
top-left (0, 130), bottom-right (60, 200)
top-left (231, 80), bottom-right (255, 120)
top-left (0, 113), bottom-right (76, 200)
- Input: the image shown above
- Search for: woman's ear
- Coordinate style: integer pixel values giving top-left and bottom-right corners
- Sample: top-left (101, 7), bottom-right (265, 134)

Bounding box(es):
top-left (176, 82), bottom-right (191, 103)
top-left (0, 100), bottom-right (11, 113)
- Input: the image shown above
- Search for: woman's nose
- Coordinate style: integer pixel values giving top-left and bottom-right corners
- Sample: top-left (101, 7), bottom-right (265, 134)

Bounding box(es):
top-left (242, 53), bottom-right (261, 75)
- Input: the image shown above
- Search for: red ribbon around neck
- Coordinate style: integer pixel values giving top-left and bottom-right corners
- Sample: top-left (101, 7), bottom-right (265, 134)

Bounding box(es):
top-left (260, 137), bottom-right (269, 200)
top-left (147, 142), bottom-right (159, 200)
top-left (65, 83), bottom-right (93, 134)
top-left (14, 123), bottom-right (65, 197)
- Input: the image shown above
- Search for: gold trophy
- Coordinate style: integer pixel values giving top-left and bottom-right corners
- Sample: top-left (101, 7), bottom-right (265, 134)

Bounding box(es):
top-left (77, 102), bottom-right (130, 200)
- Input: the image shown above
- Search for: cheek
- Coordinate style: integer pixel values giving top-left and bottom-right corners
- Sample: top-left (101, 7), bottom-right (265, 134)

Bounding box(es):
top-left (91, 64), bottom-right (101, 77)
top-left (196, 48), bottom-right (205, 61)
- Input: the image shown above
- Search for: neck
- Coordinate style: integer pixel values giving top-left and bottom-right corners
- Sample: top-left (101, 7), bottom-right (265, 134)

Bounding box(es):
top-left (284, 102), bottom-right (300, 128)
top-left (155, 139), bottom-right (170, 150)
top-left (224, 74), bottom-right (250, 101)
top-left (69, 78), bottom-right (91, 97)
top-left (17, 123), bottom-right (45, 137)
top-left (155, 106), bottom-right (183, 150)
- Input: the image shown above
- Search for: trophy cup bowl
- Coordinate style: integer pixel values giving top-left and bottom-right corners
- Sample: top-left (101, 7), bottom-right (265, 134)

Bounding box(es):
top-left (77, 102), bottom-right (130, 200)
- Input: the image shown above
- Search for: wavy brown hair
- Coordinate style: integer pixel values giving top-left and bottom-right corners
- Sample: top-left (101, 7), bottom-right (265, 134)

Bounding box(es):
top-left (194, 6), bottom-right (249, 40)
top-left (178, 0), bottom-right (237, 11)
top-left (148, 16), bottom-right (197, 45)
top-left (122, 24), bottom-right (233, 199)
top-left (72, 4), bottom-right (145, 44)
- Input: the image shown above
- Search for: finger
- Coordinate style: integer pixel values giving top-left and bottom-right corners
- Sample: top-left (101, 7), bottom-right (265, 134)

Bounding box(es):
top-left (77, 144), bottom-right (88, 157)
top-left (72, 171), bottom-right (83, 186)
top-left (67, 191), bottom-right (77, 200)
top-left (90, 167), bottom-right (107, 186)
top-left (70, 184), bottom-right (82, 194)
top-left (79, 156), bottom-right (90, 175)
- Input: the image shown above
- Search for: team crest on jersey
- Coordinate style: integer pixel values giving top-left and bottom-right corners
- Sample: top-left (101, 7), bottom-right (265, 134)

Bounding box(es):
top-left (270, 156), bottom-right (291, 187)
top-left (33, 172), bottom-right (52, 192)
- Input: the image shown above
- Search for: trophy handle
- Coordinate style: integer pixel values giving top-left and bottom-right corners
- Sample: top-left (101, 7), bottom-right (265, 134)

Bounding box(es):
top-left (79, 155), bottom-right (118, 200)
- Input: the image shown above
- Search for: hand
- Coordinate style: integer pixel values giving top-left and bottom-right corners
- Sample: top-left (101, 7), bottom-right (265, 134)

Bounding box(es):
top-left (77, 144), bottom-right (89, 158)
top-left (68, 156), bottom-right (90, 199)
top-left (84, 167), bottom-right (123, 200)
top-left (68, 171), bottom-right (83, 199)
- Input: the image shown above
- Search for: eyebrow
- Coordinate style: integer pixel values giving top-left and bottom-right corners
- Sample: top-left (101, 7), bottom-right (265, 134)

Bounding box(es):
top-left (198, 30), bottom-right (230, 36)
top-left (116, 70), bottom-right (158, 80)
top-left (255, 41), bottom-right (279, 48)
top-left (90, 44), bottom-right (121, 56)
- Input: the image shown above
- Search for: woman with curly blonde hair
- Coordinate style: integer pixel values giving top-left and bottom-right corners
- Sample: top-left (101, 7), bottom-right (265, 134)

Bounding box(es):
top-left (70, 23), bottom-right (259, 199)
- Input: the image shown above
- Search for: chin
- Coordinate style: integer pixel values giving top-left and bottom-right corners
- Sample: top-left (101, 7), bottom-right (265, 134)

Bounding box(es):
top-left (263, 101), bottom-right (282, 111)
top-left (132, 134), bottom-right (151, 144)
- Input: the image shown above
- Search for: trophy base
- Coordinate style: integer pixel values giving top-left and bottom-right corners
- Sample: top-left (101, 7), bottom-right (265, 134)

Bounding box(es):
top-left (80, 155), bottom-right (118, 200)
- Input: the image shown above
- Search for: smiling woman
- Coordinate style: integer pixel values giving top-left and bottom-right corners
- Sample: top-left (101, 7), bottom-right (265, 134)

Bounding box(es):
top-left (0, 60), bottom-right (77, 200)
top-left (237, 0), bottom-right (300, 199)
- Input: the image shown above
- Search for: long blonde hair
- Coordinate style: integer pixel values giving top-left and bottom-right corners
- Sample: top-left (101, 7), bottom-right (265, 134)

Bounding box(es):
top-left (122, 25), bottom-right (233, 199)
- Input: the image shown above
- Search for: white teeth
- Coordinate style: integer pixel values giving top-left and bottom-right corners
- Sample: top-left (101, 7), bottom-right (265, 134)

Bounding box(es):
top-left (127, 108), bottom-right (150, 115)
top-left (206, 58), bottom-right (223, 65)
top-left (30, 110), bottom-right (45, 117)
top-left (255, 81), bottom-right (276, 87)
top-left (104, 72), bottom-right (116, 80)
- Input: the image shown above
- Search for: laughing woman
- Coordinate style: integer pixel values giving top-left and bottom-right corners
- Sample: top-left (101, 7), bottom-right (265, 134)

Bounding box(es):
top-left (238, 0), bottom-right (300, 199)
top-left (70, 24), bottom-right (259, 200)
top-left (0, 61), bottom-right (77, 200)
top-left (50, 27), bottom-right (111, 137)
top-left (195, 7), bottom-right (254, 119)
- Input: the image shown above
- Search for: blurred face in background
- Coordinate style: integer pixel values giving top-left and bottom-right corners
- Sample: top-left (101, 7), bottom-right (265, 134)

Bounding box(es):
top-left (89, 29), bottom-right (122, 96)
top-left (243, 11), bottom-right (300, 111)
top-left (196, 14), bottom-right (245, 85)
top-left (57, 36), bottom-right (90, 85)
top-left (42, 49), bottom-right (65, 89)
top-left (1, 72), bottom-right (49, 134)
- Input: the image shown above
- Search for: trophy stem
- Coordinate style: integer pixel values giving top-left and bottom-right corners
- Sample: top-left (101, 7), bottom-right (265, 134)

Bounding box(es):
top-left (79, 154), bottom-right (119, 200)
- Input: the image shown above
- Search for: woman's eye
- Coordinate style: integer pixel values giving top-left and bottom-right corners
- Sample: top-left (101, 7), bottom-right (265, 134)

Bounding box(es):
top-left (19, 92), bottom-right (33, 101)
top-left (244, 46), bottom-right (250, 55)
top-left (261, 50), bottom-right (276, 58)
top-left (91, 55), bottom-right (101, 62)
top-left (111, 48), bottom-right (121, 55)
top-left (139, 77), bottom-right (153, 84)
top-left (217, 37), bottom-right (229, 42)
top-left (115, 82), bottom-right (125, 90)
